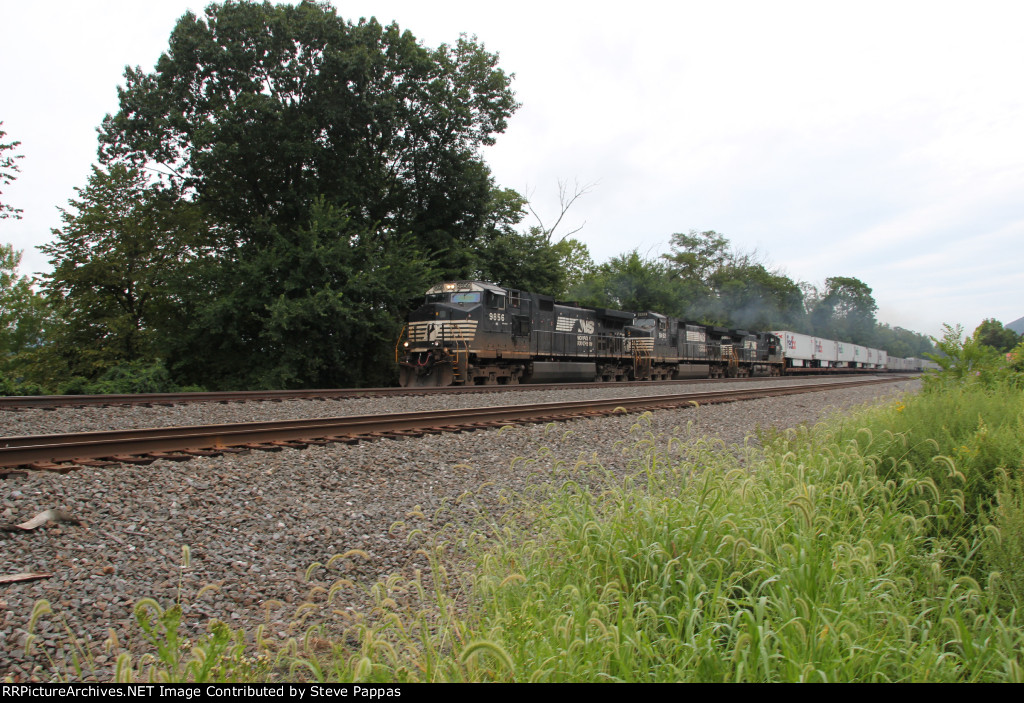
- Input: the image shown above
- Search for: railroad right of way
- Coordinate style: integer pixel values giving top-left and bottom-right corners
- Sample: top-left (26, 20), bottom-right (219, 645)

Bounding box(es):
top-left (0, 377), bottom-right (920, 681)
top-left (2, 375), bottom-right (908, 439)
top-left (2, 377), bottom-right (908, 472)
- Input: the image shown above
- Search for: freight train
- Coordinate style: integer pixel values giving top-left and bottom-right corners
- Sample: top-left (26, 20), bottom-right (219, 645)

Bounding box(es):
top-left (396, 281), bottom-right (926, 387)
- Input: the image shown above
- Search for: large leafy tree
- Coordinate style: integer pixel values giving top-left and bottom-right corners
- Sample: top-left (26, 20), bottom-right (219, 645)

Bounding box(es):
top-left (39, 164), bottom-right (206, 379)
top-left (1, 244), bottom-right (49, 391)
top-left (661, 230), bottom-right (738, 321)
top-left (663, 230), bottom-right (730, 282)
top-left (808, 276), bottom-right (878, 345)
top-left (572, 250), bottom-right (686, 314)
top-left (168, 199), bottom-right (436, 388)
top-left (659, 230), bottom-right (805, 327)
top-left (974, 318), bottom-right (1020, 353)
top-left (707, 263), bottom-right (804, 330)
top-left (97, 0), bottom-right (518, 388)
top-left (98, 0), bottom-right (516, 262)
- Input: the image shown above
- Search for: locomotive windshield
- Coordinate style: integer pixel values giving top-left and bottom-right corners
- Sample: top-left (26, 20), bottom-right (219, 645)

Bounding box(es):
top-left (424, 292), bottom-right (482, 304)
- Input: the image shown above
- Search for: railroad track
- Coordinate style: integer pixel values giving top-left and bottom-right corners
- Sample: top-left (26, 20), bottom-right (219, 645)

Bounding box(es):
top-left (0, 370), bottom-right (908, 411)
top-left (0, 377), bottom-right (908, 474)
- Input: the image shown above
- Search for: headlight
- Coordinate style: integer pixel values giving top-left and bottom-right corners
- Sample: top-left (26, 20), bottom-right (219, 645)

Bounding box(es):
top-left (403, 341), bottom-right (409, 348)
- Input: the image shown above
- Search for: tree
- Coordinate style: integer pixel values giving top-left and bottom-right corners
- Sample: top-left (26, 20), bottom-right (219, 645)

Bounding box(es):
top-left (874, 323), bottom-right (935, 358)
top-left (1, 245), bottom-right (47, 356)
top-left (974, 318), bottom-right (1020, 353)
top-left (707, 263), bottom-right (804, 330)
top-left (526, 178), bottom-right (595, 244)
top-left (551, 237), bottom-right (596, 295)
top-left (572, 250), bottom-right (684, 314)
top-left (97, 1), bottom-right (520, 387)
top-left (39, 164), bottom-right (207, 378)
top-left (0, 244), bottom-right (52, 392)
top-left (472, 186), bottom-right (595, 296)
top-left (660, 230), bottom-right (738, 321)
top-left (98, 1), bottom-right (516, 270)
top-left (663, 230), bottom-right (731, 282)
top-left (165, 199), bottom-right (435, 389)
top-left (1, 122), bottom-right (24, 220)
top-left (659, 230), bottom-right (806, 327)
top-left (808, 276), bottom-right (878, 345)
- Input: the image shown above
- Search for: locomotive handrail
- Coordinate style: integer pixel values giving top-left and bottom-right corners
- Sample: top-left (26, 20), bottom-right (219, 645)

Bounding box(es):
top-left (452, 335), bottom-right (469, 384)
top-left (394, 324), bottom-right (409, 365)
top-left (634, 348), bottom-right (652, 380)
top-left (723, 345), bottom-right (739, 369)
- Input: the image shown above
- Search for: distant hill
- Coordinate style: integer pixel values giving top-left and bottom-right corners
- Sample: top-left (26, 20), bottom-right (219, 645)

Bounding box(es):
top-left (1007, 316), bottom-right (1024, 335)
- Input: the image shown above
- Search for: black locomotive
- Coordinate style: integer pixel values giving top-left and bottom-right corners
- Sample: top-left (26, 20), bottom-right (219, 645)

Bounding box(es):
top-left (397, 281), bottom-right (784, 387)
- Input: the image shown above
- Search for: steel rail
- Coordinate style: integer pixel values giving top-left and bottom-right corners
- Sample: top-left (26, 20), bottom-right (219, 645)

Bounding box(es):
top-left (1, 377), bottom-right (906, 469)
top-left (0, 370), bottom-right (907, 411)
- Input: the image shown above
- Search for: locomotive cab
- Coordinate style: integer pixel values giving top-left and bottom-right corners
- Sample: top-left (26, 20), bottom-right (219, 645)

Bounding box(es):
top-left (399, 281), bottom-right (526, 387)
top-left (757, 332), bottom-right (784, 374)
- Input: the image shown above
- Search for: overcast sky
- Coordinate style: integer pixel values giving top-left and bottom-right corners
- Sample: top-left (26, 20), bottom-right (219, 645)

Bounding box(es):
top-left (2, 0), bottom-right (1022, 339)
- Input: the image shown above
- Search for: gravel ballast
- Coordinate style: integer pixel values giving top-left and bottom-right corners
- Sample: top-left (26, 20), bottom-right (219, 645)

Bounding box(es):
top-left (0, 378), bottom-right (918, 681)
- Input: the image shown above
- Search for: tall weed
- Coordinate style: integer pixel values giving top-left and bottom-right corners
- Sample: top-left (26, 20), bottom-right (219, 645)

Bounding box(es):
top-left (453, 404), bottom-right (1024, 681)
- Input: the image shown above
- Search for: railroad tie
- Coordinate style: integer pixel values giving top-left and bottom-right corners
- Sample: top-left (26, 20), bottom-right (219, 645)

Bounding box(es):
top-left (107, 455), bottom-right (157, 465)
top-left (146, 452), bottom-right (195, 462)
top-left (238, 443), bottom-right (284, 452)
top-left (27, 462), bottom-right (80, 473)
top-left (71, 458), bottom-right (117, 467)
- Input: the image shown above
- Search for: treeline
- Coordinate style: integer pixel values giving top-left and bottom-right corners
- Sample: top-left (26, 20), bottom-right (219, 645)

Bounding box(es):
top-left (1, 1), bottom-right (937, 395)
top-left (558, 230), bottom-right (936, 360)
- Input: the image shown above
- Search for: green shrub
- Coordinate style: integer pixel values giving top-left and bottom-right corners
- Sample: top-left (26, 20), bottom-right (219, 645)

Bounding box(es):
top-left (0, 371), bottom-right (48, 396)
top-left (925, 323), bottom-right (1023, 392)
top-left (58, 375), bottom-right (92, 395)
top-left (57, 361), bottom-right (205, 394)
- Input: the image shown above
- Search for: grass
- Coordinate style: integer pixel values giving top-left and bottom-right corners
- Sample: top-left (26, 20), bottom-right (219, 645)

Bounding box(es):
top-left (15, 380), bottom-right (1024, 683)
top-left (460, 410), bottom-right (1023, 682)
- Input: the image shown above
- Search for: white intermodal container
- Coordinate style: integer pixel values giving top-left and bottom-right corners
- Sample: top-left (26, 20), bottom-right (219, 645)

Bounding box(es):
top-left (878, 350), bottom-right (888, 369)
top-left (773, 331), bottom-right (814, 366)
top-left (813, 337), bottom-right (838, 366)
top-left (852, 345), bottom-right (867, 367)
top-left (836, 340), bottom-right (855, 364)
